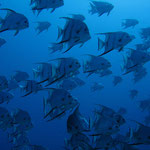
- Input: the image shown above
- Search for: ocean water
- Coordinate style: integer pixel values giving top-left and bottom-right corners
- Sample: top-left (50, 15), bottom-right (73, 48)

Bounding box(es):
top-left (0, 0), bottom-right (150, 150)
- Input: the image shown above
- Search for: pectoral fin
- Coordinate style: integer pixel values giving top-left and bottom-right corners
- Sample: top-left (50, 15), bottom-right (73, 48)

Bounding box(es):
top-left (14, 30), bottom-right (19, 36)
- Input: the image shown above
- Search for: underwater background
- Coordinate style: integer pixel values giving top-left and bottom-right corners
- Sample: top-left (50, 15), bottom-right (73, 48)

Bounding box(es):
top-left (1, 0), bottom-right (150, 150)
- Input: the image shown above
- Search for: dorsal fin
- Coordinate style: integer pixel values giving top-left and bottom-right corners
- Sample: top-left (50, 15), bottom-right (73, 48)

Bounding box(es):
top-left (57, 26), bottom-right (63, 40)
top-left (59, 17), bottom-right (73, 21)
top-left (70, 14), bottom-right (85, 21)
top-left (0, 8), bottom-right (16, 18)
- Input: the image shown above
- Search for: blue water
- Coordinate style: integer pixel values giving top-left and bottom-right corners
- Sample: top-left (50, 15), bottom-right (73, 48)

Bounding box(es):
top-left (1, 0), bottom-right (150, 149)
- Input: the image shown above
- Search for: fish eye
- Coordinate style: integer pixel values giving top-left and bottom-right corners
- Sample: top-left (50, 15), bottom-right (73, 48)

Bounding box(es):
top-left (118, 39), bottom-right (122, 42)
top-left (76, 30), bottom-right (80, 34)
top-left (62, 98), bottom-right (65, 101)
top-left (69, 65), bottom-right (72, 68)
top-left (137, 137), bottom-right (142, 140)
top-left (75, 126), bottom-right (78, 129)
top-left (10, 121), bottom-right (13, 125)
top-left (68, 126), bottom-right (72, 130)
top-left (116, 119), bottom-right (120, 123)
top-left (108, 127), bottom-right (112, 130)
top-left (68, 95), bottom-right (72, 98)
top-left (23, 118), bottom-right (26, 120)
top-left (16, 22), bottom-right (20, 25)
top-left (1, 114), bottom-right (4, 118)
top-left (101, 63), bottom-right (105, 65)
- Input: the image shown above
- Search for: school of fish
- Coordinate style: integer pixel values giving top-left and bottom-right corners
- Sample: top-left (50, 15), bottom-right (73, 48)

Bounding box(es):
top-left (1, 0), bottom-right (150, 150)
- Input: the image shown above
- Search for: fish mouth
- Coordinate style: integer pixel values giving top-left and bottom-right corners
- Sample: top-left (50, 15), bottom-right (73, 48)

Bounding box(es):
top-left (87, 35), bottom-right (91, 40)
top-left (107, 63), bottom-right (111, 68)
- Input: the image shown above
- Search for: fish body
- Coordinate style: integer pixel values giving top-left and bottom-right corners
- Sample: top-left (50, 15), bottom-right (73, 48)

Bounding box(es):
top-left (0, 9), bottom-right (29, 35)
top-left (98, 31), bottom-right (135, 55)
top-left (89, 1), bottom-right (114, 17)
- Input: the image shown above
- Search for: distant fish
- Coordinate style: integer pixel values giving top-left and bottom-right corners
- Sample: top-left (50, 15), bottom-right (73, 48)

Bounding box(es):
top-left (135, 40), bottom-right (150, 51)
top-left (89, 1), bottom-right (114, 17)
top-left (140, 27), bottom-right (150, 41)
top-left (91, 82), bottom-right (104, 92)
top-left (35, 21), bottom-right (51, 34)
top-left (83, 54), bottom-right (111, 76)
top-left (0, 8), bottom-right (29, 35)
top-left (58, 76), bottom-right (85, 91)
top-left (122, 19), bottom-right (139, 29)
top-left (58, 79), bottom-right (78, 91)
top-left (31, 0), bottom-right (64, 15)
top-left (122, 49), bottom-right (150, 75)
top-left (133, 66), bottom-right (147, 83)
top-left (113, 76), bottom-right (123, 86)
top-left (138, 98), bottom-right (150, 112)
top-left (130, 89), bottom-right (138, 99)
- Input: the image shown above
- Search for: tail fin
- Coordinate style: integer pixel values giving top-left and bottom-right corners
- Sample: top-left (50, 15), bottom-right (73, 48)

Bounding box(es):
top-left (98, 38), bottom-right (105, 51)
top-left (32, 68), bottom-right (39, 78)
top-left (57, 26), bottom-right (63, 40)
top-left (89, 3), bottom-right (96, 14)
top-left (0, 16), bottom-right (3, 24)
top-left (48, 43), bottom-right (63, 53)
top-left (121, 22), bottom-right (125, 27)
